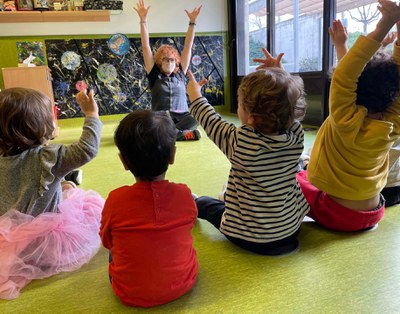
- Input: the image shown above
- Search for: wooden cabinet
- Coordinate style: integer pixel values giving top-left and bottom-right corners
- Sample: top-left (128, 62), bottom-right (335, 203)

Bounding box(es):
top-left (2, 66), bottom-right (55, 104)
top-left (2, 66), bottom-right (59, 134)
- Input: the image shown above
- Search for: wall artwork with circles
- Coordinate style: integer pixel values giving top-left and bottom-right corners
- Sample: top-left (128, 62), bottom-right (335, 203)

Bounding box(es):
top-left (45, 35), bottom-right (224, 119)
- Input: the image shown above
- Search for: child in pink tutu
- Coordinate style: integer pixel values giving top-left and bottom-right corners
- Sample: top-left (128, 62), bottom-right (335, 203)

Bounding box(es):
top-left (0, 87), bottom-right (104, 300)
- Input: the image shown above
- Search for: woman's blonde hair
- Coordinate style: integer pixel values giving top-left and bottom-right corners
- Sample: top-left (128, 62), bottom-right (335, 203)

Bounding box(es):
top-left (0, 88), bottom-right (55, 156)
top-left (154, 45), bottom-right (181, 73)
top-left (238, 68), bottom-right (307, 134)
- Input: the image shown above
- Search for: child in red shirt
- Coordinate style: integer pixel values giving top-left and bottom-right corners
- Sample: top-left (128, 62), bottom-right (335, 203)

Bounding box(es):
top-left (99, 110), bottom-right (198, 307)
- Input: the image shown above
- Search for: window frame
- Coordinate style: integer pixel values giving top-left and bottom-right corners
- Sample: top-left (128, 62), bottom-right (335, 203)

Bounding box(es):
top-left (228, 0), bottom-right (337, 125)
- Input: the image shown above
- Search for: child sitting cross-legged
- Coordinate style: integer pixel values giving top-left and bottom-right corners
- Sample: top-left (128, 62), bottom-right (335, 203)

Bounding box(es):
top-left (99, 109), bottom-right (198, 307)
top-left (297, 0), bottom-right (400, 231)
top-left (325, 18), bottom-right (400, 208)
top-left (186, 48), bottom-right (310, 255)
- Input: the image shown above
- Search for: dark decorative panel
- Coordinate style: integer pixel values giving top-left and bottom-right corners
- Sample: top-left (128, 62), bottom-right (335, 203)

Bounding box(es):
top-left (45, 35), bottom-right (224, 119)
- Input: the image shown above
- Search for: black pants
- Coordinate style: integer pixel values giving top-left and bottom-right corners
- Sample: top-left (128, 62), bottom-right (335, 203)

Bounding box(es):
top-left (170, 111), bottom-right (198, 131)
top-left (108, 252), bottom-right (112, 283)
top-left (195, 196), bottom-right (300, 255)
top-left (381, 186), bottom-right (400, 207)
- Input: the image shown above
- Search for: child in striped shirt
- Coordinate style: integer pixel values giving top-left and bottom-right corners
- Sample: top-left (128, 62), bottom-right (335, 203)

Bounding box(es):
top-left (186, 50), bottom-right (310, 255)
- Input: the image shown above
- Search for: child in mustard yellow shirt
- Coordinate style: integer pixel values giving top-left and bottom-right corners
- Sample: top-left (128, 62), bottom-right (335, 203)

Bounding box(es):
top-left (297, 0), bottom-right (400, 231)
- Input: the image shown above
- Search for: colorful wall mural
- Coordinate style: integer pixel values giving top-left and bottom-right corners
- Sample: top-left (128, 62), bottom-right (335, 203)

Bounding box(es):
top-left (16, 41), bottom-right (46, 67)
top-left (45, 35), bottom-right (224, 119)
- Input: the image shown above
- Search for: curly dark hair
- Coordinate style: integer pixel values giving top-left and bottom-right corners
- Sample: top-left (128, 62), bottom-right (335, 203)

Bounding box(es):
top-left (356, 50), bottom-right (400, 113)
top-left (114, 110), bottom-right (176, 181)
top-left (238, 68), bottom-right (307, 134)
top-left (0, 88), bottom-right (55, 157)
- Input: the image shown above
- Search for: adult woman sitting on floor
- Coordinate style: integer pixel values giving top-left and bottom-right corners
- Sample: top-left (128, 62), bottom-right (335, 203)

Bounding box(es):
top-left (134, 0), bottom-right (202, 141)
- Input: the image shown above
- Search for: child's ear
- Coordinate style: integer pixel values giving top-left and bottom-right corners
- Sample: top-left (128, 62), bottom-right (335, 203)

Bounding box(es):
top-left (169, 145), bottom-right (177, 165)
top-left (118, 153), bottom-right (129, 171)
top-left (247, 114), bottom-right (255, 126)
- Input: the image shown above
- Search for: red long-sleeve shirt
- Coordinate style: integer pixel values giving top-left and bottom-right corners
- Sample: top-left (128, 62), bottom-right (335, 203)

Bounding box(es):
top-left (100, 180), bottom-right (198, 307)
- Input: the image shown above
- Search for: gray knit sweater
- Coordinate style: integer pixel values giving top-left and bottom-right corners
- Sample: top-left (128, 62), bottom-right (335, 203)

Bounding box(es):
top-left (0, 117), bottom-right (102, 217)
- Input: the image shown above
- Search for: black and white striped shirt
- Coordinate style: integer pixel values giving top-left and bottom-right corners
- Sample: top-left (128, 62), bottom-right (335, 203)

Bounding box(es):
top-left (190, 97), bottom-right (310, 243)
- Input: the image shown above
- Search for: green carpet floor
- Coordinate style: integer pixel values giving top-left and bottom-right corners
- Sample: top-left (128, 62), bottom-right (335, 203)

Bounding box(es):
top-left (1, 114), bottom-right (400, 314)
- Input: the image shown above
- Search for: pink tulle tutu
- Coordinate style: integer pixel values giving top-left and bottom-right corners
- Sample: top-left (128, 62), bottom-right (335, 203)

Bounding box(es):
top-left (0, 188), bottom-right (104, 300)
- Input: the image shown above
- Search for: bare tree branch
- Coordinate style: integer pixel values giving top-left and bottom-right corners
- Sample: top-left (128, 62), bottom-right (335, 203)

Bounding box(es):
top-left (249, 15), bottom-right (264, 30)
top-left (348, 4), bottom-right (379, 33)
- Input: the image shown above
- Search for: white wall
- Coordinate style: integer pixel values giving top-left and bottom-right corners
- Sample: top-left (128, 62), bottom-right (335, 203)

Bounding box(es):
top-left (0, 0), bottom-right (227, 36)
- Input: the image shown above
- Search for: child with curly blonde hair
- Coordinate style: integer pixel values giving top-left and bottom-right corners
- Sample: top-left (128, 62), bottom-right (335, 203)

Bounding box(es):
top-left (186, 49), bottom-right (310, 255)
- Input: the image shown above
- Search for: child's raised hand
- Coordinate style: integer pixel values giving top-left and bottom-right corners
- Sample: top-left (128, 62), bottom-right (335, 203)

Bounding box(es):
top-left (328, 19), bottom-right (348, 47)
top-left (253, 48), bottom-right (284, 70)
top-left (185, 5), bottom-right (202, 23)
top-left (186, 70), bottom-right (207, 102)
top-left (134, 0), bottom-right (150, 21)
top-left (378, 0), bottom-right (400, 25)
top-left (329, 19), bottom-right (348, 61)
top-left (76, 89), bottom-right (99, 118)
top-left (368, 1), bottom-right (400, 43)
top-left (382, 32), bottom-right (397, 47)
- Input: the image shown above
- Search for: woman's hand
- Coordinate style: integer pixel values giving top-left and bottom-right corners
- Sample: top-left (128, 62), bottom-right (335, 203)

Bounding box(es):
top-left (185, 5), bottom-right (202, 23)
top-left (134, 0), bottom-right (150, 22)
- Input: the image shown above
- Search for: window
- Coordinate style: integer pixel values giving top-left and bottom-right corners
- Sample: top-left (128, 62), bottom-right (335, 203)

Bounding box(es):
top-left (236, 0), bottom-right (268, 76)
top-left (274, 0), bottom-right (324, 72)
top-left (236, 0), bottom-right (325, 75)
top-left (230, 0), bottom-right (386, 125)
top-left (334, 0), bottom-right (389, 65)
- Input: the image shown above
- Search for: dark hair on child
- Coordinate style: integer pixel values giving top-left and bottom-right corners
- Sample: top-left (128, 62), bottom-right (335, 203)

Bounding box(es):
top-left (114, 109), bottom-right (177, 181)
top-left (356, 50), bottom-right (400, 113)
top-left (0, 88), bottom-right (55, 157)
top-left (238, 68), bottom-right (307, 134)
